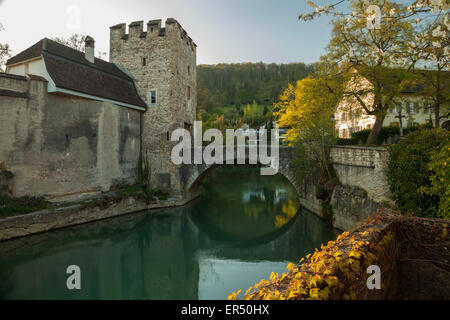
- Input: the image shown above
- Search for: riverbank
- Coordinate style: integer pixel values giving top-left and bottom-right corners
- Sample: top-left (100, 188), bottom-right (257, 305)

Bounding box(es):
top-left (0, 193), bottom-right (196, 242)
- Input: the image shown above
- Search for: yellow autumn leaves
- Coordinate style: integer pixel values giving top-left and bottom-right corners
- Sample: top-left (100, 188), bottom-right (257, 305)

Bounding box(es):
top-left (227, 224), bottom-right (392, 300)
top-left (273, 76), bottom-right (340, 144)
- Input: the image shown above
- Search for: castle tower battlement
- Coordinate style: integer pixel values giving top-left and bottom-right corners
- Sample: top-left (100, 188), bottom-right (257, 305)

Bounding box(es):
top-left (110, 18), bottom-right (197, 50)
top-left (109, 18), bottom-right (197, 196)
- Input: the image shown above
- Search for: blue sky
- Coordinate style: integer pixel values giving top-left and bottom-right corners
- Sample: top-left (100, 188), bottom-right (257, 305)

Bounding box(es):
top-left (0, 0), bottom-right (335, 65)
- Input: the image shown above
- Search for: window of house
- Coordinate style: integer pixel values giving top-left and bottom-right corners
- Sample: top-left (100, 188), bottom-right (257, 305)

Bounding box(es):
top-left (149, 90), bottom-right (157, 105)
top-left (413, 102), bottom-right (420, 114)
top-left (406, 103), bottom-right (411, 114)
top-left (408, 102), bottom-right (414, 114)
top-left (142, 57), bottom-right (147, 66)
top-left (150, 27), bottom-right (154, 33)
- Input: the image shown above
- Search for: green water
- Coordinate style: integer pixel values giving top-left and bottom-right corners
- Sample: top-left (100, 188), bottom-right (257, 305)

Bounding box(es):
top-left (0, 168), bottom-right (339, 300)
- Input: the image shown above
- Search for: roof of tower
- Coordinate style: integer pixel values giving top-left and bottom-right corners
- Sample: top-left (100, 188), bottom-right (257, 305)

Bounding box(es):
top-left (6, 38), bottom-right (147, 109)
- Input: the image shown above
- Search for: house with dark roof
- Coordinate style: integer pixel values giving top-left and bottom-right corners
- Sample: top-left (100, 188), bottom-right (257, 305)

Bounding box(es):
top-left (5, 37), bottom-right (146, 111)
top-left (0, 18), bottom-right (197, 199)
top-left (0, 36), bottom-right (148, 199)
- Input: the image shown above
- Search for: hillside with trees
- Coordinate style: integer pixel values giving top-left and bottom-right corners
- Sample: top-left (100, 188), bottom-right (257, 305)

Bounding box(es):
top-left (197, 62), bottom-right (315, 130)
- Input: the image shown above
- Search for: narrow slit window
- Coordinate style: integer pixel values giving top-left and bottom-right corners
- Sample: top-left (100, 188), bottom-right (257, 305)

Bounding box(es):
top-left (149, 90), bottom-right (157, 105)
top-left (142, 57), bottom-right (147, 66)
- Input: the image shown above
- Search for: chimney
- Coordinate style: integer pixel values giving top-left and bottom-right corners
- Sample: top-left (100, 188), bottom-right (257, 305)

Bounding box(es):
top-left (84, 36), bottom-right (95, 63)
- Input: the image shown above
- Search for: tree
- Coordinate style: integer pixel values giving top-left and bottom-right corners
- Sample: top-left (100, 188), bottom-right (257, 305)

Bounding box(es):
top-left (299, 0), bottom-right (449, 142)
top-left (409, 16), bottom-right (449, 128)
top-left (0, 23), bottom-right (11, 72)
top-left (52, 34), bottom-right (107, 60)
top-left (274, 71), bottom-right (343, 221)
top-left (274, 71), bottom-right (343, 178)
top-left (327, 1), bottom-right (415, 144)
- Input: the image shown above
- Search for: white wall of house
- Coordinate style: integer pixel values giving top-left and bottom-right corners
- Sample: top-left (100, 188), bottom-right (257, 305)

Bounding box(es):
top-left (334, 74), bottom-right (448, 138)
top-left (6, 57), bottom-right (56, 92)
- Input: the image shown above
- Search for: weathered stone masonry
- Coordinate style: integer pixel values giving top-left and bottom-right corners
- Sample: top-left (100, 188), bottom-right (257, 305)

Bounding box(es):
top-left (110, 19), bottom-right (197, 196)
top-left (0, 73), bottom-right (141, 198)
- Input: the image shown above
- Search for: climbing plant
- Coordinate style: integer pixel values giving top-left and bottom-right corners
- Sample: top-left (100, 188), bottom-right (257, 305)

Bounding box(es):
top-left (228, 214), bottom-right (396, 300)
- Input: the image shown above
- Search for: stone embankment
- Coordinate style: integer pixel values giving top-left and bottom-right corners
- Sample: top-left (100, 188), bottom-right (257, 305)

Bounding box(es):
top-left (0, 195), bottom-right (192, 241)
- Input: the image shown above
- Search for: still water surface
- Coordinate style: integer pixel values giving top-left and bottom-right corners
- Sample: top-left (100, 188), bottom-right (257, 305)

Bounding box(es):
top-left (0, 168), bottom-right (340, 300)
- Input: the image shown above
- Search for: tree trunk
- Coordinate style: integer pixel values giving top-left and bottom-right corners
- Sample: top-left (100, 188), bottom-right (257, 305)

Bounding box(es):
top-left (434, 103), bottom-right (440, 128)
top-left (366, 115), bottom-right (385, 145)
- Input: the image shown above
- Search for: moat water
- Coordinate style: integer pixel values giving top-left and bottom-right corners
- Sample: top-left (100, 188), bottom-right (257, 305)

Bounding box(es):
top-left (0, 168), bottom-right (339, 300)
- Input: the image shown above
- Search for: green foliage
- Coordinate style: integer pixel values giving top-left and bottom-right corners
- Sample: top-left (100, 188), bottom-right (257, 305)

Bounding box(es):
top-left (335, 123), bottom-right (435, 146)
top-left (0, 196), bottom-right (50, 218)
top-left (334, 138), bottom-right (359, 146)
top-left (137, 153), bottom-right (151, 185)
top-left (422, 146), bottom-right (450, 218)
top-left (197, 63), bottom-right (315, 130)
top-left (387, 129), bottom-right (450, 217)
top-left (198, 62), bottom-right (315, 110)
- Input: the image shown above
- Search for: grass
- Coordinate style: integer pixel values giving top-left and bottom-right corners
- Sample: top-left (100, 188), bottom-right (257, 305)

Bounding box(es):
top-left (0, 196), bottom-right (51, 219)
top-left (0, 184), bottom-right (171, 220)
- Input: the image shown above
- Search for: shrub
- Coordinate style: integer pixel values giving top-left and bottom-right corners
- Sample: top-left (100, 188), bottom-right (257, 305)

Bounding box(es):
top-left (422, 145), bottom-right (450, 218)
top-left (351, 126), bottom-right (400, 145)
top-left (387, 129), bottom-right (450, 217)
top-left (335, 137), bottom-right (359, 145)
top-left (351, 129), bottom-right (371, 144)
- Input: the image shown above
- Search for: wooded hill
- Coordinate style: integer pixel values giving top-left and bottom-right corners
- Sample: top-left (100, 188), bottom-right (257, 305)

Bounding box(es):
top-left (197, 62), bottom-right (316, 113)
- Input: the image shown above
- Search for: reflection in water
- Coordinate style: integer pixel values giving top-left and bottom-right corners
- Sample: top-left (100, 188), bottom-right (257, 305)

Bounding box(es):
top-left (0, 168), bottom-right (340, 300)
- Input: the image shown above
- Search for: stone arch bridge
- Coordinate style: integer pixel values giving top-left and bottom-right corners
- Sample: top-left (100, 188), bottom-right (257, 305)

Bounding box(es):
top-left (178, 146), bottom-right (302, 199)
top-left (175, 145), bottom-right (392, 231)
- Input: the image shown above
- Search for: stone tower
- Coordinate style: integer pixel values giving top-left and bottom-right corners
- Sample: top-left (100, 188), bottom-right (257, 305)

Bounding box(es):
top-left (110, 18), bottom-right (197, 196)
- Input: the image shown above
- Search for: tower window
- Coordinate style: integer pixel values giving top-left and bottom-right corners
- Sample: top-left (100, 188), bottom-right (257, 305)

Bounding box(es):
top-left (188, 65), bottom-right (190, 75)
top-left (142, 57), bottom-right (147, 66)
top-left (150, 27), bottom-right (154, 33)
top-left (187, 86), bottom-right (191, 100)
top-left (149, 90), bottom-right (157, 106)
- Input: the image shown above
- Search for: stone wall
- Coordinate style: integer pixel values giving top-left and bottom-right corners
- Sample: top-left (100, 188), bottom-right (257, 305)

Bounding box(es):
top-left (110, 19), bottom-right (197, 196)
top-left (285, 145), bottom-right (392, 231)
top-left (295, 145), bottom-right (392, 230)
top-left (0, 73), bottom-right (141, 198)
top-left (330, 145), bottom-right (391, 205)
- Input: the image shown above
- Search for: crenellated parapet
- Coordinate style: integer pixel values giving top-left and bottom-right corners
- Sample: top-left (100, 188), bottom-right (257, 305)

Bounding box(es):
top-left (110, 18), bottom-right (197, 51)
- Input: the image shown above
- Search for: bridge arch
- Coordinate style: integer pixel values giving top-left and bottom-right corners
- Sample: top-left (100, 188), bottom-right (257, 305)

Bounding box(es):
top-left (182, 146), bottom-right (300, 199)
